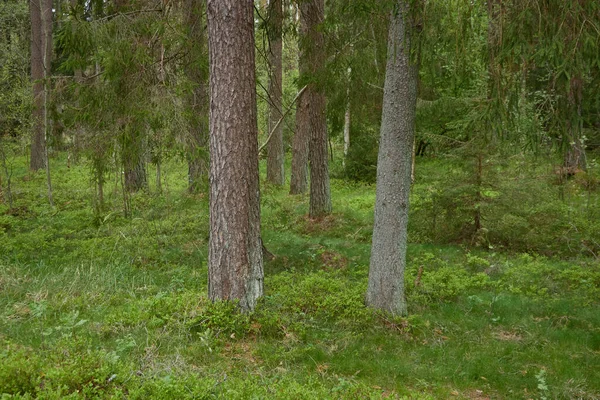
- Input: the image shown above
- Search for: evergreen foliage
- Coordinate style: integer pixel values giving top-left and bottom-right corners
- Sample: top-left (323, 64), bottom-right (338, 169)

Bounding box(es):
top-left (0, 0), bottom-right (599, 396)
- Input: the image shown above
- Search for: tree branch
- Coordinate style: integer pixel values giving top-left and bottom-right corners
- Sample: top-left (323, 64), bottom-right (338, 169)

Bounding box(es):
top-left (259, 85), bottom-right (307, 153)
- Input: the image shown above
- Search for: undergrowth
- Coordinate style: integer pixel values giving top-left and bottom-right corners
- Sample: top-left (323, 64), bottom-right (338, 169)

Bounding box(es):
top-left (0, 154), bottom-right (598, 399)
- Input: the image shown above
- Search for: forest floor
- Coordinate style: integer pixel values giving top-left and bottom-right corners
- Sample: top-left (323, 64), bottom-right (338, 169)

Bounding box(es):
top-left (0, 154), bottom-right (599, 399)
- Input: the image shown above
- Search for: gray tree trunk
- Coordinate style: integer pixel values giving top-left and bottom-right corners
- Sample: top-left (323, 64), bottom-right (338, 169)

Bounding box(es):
top-left (343, 68), bottom-right (351, 167)
top-left (266, 0), bottom-right (285, 186)
top-left (207, 0), bottom-right (263, 312)
top-left (366, 1), bottom-right (418, 316)
top-left (185, 0), bottom-right (209, 193)
top-left (30, 0), bottom-right (52, 171)
top-left (304, 0), bottom-right (331, 217)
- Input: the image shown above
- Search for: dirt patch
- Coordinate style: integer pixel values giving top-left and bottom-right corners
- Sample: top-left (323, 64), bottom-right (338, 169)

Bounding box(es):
top-left (300, 214), bottom-right (339, 234)
top-left (320, 249), bottom-right (348, 270)
top-left (492, 330), bottom-right (523, 342)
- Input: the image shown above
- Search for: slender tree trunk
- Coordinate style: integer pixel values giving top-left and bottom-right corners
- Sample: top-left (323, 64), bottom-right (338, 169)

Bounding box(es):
top-left (564, 76), bottom-right (587, 172)
top-left (303, 0), bottom-right (331, 217)
top-left (184, 0), bottom-right (209, 193)
top-left (0, 144), bottom-right (13, 211)
top-left (366, 1), bottom-right (418, 315)
top-left (266, 0), bottom-right (285, 186)
top-left (30, 0), bottom-right (52, 171)
top-left (486, 0), bottom-right (501, 99)
top-left (474, 152), bottom-right (483, 233)
top-left (343, 68), bottom-right (351, 167)
top-left (207, 0), bottom-right (263, 312)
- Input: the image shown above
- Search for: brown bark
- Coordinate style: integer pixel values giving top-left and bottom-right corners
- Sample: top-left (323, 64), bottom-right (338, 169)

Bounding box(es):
top-left (290, 86), bottom-right (309, 194)
top-left (290, 35), bottom-right (309, 195)
top-left (266, 0), bottom-right (285, 186)
top-left (30, 0), bottom-right (52, 171)
top-left (184, 0), bottom-right (209, 193)
top-left (207, 0), bottom-right (263, 312)
top-left (366, 1), bottom-right (418, 316)
top-left (303, 0), bottom-right (331, 217)
top-left (123, 146), bottom-right (147, 192)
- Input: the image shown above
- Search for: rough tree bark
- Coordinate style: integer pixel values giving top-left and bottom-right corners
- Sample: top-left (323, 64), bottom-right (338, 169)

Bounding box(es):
top-left (289, 20), bottom-right (309, 195)
top-left (303, 0), bottom-right (331, 217)
top-left (289, 85), bottom-right (309, 194)
top-left (123, 138), bottom-right (147, 192)
top-left (266, 0), bottom-right (285, 186)
top-left (366, 1), bottom-right (418, 315)
top-left (207, 0), bottom-right (263, 312)
top-left (30, 0), bottom-right (52, 171)
top-left (184, 0), bottom-right (209, 193)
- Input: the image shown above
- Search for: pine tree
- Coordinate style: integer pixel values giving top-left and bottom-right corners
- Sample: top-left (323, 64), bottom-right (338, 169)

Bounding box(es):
top-left (207, 0), bottom-right (263, 312)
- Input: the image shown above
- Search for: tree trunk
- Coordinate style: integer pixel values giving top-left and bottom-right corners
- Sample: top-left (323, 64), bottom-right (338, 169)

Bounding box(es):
top-left (122, 128), bottom-right (147, 192)
top-left (366, 1), bottom-right (418, 316)
top-left (303, 0), bottom-right (331, 217)
top-left (30, 0), bottom-right (52, 171)
top-left (207, 0), bottom-right (263, 312)
top-left (184, 0), bottom-right (209, 193)
top-left (290, 27), bottom-right (310, 195)
top-left (266, 0), bottom-right (285, 186)
top-left (486, 0), bottom-right (501, 99)
top-left (343, 68), bottom-right (351, 167)
top-left (564, 76), bottom-right (587, 172)
top-left (290, 88), bottom-right (309, 194)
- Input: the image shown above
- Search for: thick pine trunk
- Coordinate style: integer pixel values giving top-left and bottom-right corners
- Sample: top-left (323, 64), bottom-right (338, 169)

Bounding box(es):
top-left (184, 0), bottom-right (209, 193)
top-left (290, 88), bottom-right (309, 194)
top-left (30, 0), bottom-right (52, 171)
top-left (303, 0), bottom-right (331, 217)
top-left (290, 34), bottom-right (309, 195)
top-left (366, 1), bottom-right (418, 316)
top-left (266, 0), bottom-right (285, 186)
top-left (207, 0), bottom-right (263, 312)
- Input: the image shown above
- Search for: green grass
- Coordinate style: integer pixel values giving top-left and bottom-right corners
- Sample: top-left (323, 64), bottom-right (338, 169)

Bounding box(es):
top-left (0, 153), bottom-right (599, 399)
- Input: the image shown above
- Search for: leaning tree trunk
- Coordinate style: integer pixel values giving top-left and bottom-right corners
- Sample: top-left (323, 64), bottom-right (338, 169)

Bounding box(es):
top-left (303, 0), bottom-right (331, 217)
top-left (366, 1), bottom-right (418, 316)
top-left (184, 0), bottom-right (209, 193)
top-left (30, 0), bottom-right (52, 171)
top-left (266, 0), bottom-right (285, 186)
top-left (207, 0), bottom-right (263, 312)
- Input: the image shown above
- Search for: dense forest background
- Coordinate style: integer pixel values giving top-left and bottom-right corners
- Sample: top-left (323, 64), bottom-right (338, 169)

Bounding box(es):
top-left (0, 0), bottom-right (599, 398)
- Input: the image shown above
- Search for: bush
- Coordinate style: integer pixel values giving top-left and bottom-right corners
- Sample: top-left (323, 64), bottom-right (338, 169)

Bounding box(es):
top-left (0, 341), bottom-right (41, 396)
top-left (410, 154), bottom-right (600, 257)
